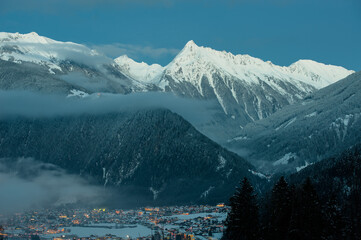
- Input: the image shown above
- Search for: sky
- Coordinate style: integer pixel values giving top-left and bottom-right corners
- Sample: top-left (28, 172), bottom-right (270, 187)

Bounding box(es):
top-left (0, 0), bottom-right (360, 70)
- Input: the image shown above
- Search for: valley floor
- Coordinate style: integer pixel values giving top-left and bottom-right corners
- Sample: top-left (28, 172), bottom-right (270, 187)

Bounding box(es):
top-left (1, 205), bottom-right (228, 240)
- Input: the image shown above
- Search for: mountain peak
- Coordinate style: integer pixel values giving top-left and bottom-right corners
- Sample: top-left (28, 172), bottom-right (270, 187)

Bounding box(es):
top-left (288, 59), bottom-right (355, 87)
top-left (185, 40), bottom-right (198, 47)
top-left (290, 59), bottom-right (324, 68)
top-left (28, 32), bottom-right (39, 36)
top-left (182, 40), bottom-right (200, 52)
top-left (115, 54), bottom-right (133, 63)
top-left (0, 31), bottom-right (59, 45)
top-left (114, 55), bottom-right (164, 83)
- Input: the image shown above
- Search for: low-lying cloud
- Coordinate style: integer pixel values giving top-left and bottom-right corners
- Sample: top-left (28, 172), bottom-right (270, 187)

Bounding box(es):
top-left (1, 41), bottom-right (113, 68)
top-left (0, 91), bottom-right (221, 212)
top-left (0, 157), bottom-right (107, 213)
top-left (0, 91), bottom-right (218, 127)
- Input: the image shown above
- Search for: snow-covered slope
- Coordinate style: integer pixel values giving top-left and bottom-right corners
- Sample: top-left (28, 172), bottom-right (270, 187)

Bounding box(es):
top-left (227, 71), bottom-right (361, 173)
top-left (0, 32), bottom-right (152, 94)
top-left (288, 59), bottom-right (353, 88)
top-left (0, 32), bottom-right (107, 74)
top-left (152, 40), bottom-right (354, 127)
top-left (114, 55), bottom-right (164, 84)
top-left (162, 40), bottom-right (353, 90)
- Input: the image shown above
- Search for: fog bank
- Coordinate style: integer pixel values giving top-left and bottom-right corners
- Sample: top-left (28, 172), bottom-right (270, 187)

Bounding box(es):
top-left (0, 157), bottom-right (108, 213)
top-left (0, 90), bottom-right (218, 126)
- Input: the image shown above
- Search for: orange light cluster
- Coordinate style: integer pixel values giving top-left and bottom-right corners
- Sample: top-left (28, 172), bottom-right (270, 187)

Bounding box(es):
top-left (46, 229), bottom-right (59, 234)
top-left (72, 220), bottom-right (80, 225)
top-left (145, 207), bottom-right (159, 212)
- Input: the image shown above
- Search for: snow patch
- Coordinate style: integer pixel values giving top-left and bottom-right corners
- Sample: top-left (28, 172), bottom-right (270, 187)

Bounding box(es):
top-left (296, 161), bottom-right (314, 172)
top-left (276, 117), bottom-right (297, 131)
top-left (67, 89), bottom-right (89, 98)
top-left (284, 117), bottom-right (297, 128)
top-left (227, 136), bottom-right (248, 142)
top-left (201, 186), bottom-right (215, 198)
top-left (248, 169), bottom-right (270, 180)
top-left (104, 171), bottom-right (111, 187)
top-left (149, 187), bottom-right (160, 200)
top-left (273, 153), bottom-right (297, 166)
top-left (216, 155), bottom-right (226, 171)
top-left (330, 114), bottom-right (356, 141)
top-left (339, 114), bottom-right (353, 126)
top-left (226, 168), bottom-right (233, 178)
top-left (305, 111), bottom-right (317, 118)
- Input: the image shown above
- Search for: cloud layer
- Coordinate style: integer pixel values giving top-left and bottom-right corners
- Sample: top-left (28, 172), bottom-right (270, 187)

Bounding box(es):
top-left (0, 157), bottom-right (107, 213)
top-left (0, 91), bottom-right (218, 127)
top-left (0, 91), bottom-right (219, 212)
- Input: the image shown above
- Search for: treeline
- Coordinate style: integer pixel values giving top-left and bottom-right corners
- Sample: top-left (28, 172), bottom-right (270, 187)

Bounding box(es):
top-left (222, 146), bottom-right (361, 240)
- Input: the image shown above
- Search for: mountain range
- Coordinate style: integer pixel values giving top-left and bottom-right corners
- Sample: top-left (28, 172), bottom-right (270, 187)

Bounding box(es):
top-left (0, 32), bottom-right (354, 142)
top-left (117, 40), bottom-right (352, 124)
top-left (0, 31), bottom-right (359, 205)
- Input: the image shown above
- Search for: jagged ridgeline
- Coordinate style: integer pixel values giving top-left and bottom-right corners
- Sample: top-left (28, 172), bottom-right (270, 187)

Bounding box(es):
top-left (0, 109), bottom-right (263, 206)
top-left (0, 32), bottom-right (354, 143)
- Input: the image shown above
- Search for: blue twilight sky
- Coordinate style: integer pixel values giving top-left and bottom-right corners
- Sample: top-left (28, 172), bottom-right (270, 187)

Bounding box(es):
top-left (0, 0), bottom-right (360, 70)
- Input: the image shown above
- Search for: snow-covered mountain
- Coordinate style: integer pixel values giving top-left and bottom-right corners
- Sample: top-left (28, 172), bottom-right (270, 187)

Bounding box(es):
top-left (227, 71), bottom-right (361, 173)
top-left (114, 40), bottom-right (353, 129)
top-left (0, 32), bottom-right (106, 73)
top-left (0, 32), bottom-right (157, 94)
top-left (162, 40), bottom-right (351, 90)
top-left (0, 32), bottom-right (354, 142)
top-left (161, 41), bottom-right (353, 123)
top-left (1, 32), bottom-right (359, 195)
top-left (114, 55), bottom-right (164, 84)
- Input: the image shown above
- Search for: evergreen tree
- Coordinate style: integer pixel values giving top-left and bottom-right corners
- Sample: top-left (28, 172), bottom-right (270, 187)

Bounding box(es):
top-left (288, 177), bottom-right (323, 240)
top-left (345, 147), bottom-right (361, 240)
top-left (223, 177), bottom-right (260, 240)
top-left (267, 176), bottom-right (292, 240)
top-left (322, 194), bottom-right (344, 240)
top-left (344, 187), bottom-right (361, 240)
